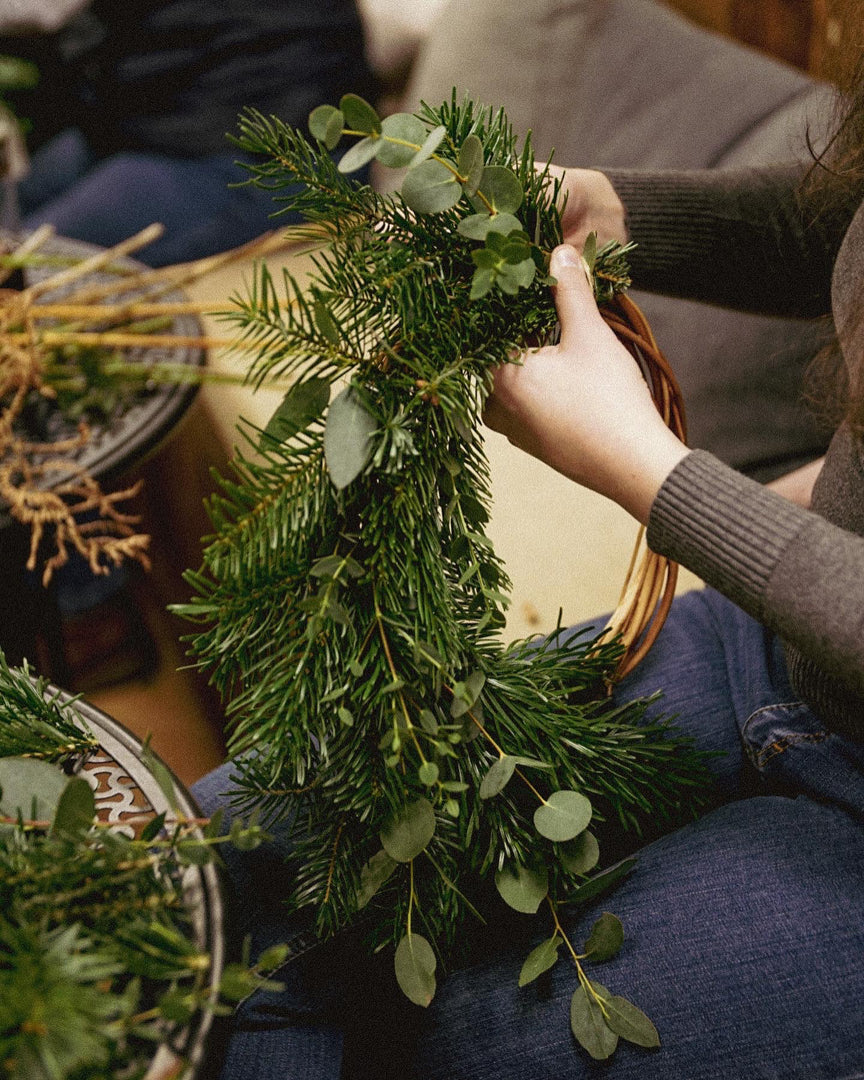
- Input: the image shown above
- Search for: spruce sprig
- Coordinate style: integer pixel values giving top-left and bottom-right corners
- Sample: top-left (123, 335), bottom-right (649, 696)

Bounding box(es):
top-left (177, 92), bottom-right (706, 1059)
top-left (0, 652), bottom-right (98, 762)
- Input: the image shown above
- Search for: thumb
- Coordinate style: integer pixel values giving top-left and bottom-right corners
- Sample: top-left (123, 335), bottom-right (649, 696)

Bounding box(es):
top-left (549, 244), bottom-right (597, 344)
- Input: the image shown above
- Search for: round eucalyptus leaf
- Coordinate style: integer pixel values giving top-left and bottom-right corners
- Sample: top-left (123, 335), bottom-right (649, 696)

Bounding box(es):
top-left (534, 790), bottom-right (592, 842)
top-left (51, 776), bottom-right (96, 838)
top-left (323, 386), bottom-right (377, 490)
top-left (518, 935), bottom-right (561, 987)
top-left (356, 848), bottom-right (398, 909)
top-left (337, 136), bottom-right (382, 174)
top-left (497, 259), bottom-right (536, 295)
top-left (380, 797), bottom-right (436, 862)
top-left (308, 105), bottom-right (344, 150)
top-left (401, 159), bottom-right (462, 215)
top-left (408, 124), bottom-right (447, 168)
top-left (457, 212), bottom-right (522, 241)
top-left (469, 267), bottom-right (494, 300)
top-left (0, 757), bottom-right (69, 823)
top-left (418, 761), bottom-right (439, 787)
top-left (476, 165), bottom-right (523, 214)
top-left (494, 864), bottom-right (548, 914)
top-left (570, 982), bottom-right (619, 1060)
top-left (377, 113), bottom-right (427, 167)
top-left (479, 755), bottom-right (516, 799)
top-left (604, 994), bottom-right (660, 1048)
top-left (559, 830), bottom-right (600, 876)
top-left (458, 133), bottom-right (484, 195)
top-left (394, 932), bottom-right (437, 1007)
top-left (584, 912), bottom-right (624, 963)
top-left (339, 93), bottom-right (381, 135)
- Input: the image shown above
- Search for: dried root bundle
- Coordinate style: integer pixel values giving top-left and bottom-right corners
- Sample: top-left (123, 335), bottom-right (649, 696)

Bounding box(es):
top-left (0, 224), bottom-right (292, 583)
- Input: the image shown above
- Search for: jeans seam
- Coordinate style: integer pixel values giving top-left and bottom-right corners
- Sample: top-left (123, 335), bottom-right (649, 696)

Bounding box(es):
top-left (751, 730), bottom-right (828, 769)
top-left (741, 700), bottom-right (828, 769)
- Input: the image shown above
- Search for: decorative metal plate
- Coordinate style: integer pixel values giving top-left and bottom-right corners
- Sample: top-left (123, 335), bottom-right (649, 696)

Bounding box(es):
top-left (62, 691), bottom-right (225, 1080)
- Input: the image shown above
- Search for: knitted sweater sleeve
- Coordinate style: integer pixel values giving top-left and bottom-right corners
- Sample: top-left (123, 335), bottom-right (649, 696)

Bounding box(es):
top-left (647, 450), bottom-right (864, 703)
top-left (601, 164), bottom-right (856, 318)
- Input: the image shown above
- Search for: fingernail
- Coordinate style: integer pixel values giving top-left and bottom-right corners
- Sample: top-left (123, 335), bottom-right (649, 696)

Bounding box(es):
top-left (550, 245), bottom-right (581, 272)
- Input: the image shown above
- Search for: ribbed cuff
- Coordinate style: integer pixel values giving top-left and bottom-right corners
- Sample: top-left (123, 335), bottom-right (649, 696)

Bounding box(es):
top-left (647, 450), bottom-right (808, 617)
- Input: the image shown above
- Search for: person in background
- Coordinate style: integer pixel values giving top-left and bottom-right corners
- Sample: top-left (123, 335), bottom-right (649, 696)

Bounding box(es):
top-left (0, 0), bottom-right (375, 265)
top-left (193, 22), bottom-right (864, 1080)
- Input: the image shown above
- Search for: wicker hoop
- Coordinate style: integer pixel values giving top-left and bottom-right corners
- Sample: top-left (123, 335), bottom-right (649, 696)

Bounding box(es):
top-left (597, 292), bottom-right (688, 681)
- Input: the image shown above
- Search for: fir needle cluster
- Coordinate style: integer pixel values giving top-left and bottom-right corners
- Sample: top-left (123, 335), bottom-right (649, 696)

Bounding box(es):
top-left (176, 92), bottom-right (710, 1059)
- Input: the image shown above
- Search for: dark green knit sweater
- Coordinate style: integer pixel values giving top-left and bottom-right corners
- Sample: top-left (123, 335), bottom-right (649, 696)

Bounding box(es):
top-left (604, 165), bottom-right (864, 741)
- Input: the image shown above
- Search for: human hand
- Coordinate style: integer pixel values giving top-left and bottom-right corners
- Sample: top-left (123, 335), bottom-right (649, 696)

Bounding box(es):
top-left (540, 165), bottom-right (628, 251)
top-left (484, 245), bottom-right (689, 524)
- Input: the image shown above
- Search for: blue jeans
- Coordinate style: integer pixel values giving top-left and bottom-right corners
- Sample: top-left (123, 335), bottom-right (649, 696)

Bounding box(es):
top-left (193, 590), bottom-right (864, 1079)
top-left (19, 128), bottom-right (296, 267)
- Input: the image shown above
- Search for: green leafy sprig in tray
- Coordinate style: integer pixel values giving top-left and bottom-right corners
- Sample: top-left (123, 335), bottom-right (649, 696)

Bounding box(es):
top-left (0, 652), bottom-right (285, 1080)
top-left (176, 93), bottom-right (708, 1061)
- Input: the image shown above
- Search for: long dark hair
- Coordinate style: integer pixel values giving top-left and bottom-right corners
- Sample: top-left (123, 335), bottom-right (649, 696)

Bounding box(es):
top-left (803, 38), bottom-right (864, 433)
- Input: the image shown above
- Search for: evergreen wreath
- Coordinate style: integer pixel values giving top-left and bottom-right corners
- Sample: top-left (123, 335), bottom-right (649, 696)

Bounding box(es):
top-left (177, 92), bottom-right (707, 1060)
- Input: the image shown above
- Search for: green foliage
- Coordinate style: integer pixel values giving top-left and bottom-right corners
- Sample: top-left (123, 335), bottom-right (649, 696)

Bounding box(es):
top-left (0, 685), bottom-right (285, 1079)
top-left (0, 652), bottom-right (98, 762)
top-left (570, 979), bottom-right (659, 1059)
top-left (177, 92), bottom-right (713, 1061)
top-left (394, 932), bottom-right (437, 1006)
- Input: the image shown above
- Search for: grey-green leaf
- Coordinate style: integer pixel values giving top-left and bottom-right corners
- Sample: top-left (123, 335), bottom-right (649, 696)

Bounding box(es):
top-left (313, 300), bottom-right (340, 344)
top-left (418, 761), bottom-right (439, 787)
top-left (0, 757), bottom-right (70, 822)
top-left (494, 864), bottom-right (548, 914)
top-left (570, 983), bottom-right (619, 1060)
top-left (51, 777), bottom-right (96, 838)
top-left (261, 377), bottom-right (330, 449)
top-left (337, 136), bottom-right (381, 174)
top-left (469, 267), bottom-right (494, 299)
top-left (534, 790), bottom-right (592, 842)
top-left (380, 797), bottom-right (436, 862)
top-left (497, 258), bottom-right (536, 294)
top-left (518, 935), bottom-right (561, 987)
top-left (582, 231), bottom-right (598, 274)
top-left (408, 124), bottom-right (446, 167)
top-left (377, 112), bottom-right (427, 167)
top-left (356, 848), bottom-right (398, 909)
top-left (569, 857), bottom-right (637, 905)
top-left (308, 105), bottom-right (344, 149)
top-left (476, 165), bottom-right (523, 214)
top-left (394, 932), bottom-right (437, 1007)
top-left (479, 755), bottom-right (516, 799)
top-left (584, 912), bottom-right (624, 963)
top-left (141, 745), bottom-right (180, 811)
top-left (401, 159), bottom-right (462, 214)
top-left (323, 386), bottom-right (377, 490)
top-left (339, 93), bottom-right (381, 135)
top-left (457, 212), bottom-right (522, 241)
top-left (604, 995), bottom-right (660, 1048)
top-left (458, 134), bottom-right (484, 195)
top-left (559, 830), bottom-right (600, 876)
top-left (449, 669), bottom-right (484, 718)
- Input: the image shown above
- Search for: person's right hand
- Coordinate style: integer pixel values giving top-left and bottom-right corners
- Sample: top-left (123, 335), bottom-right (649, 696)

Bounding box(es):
top-left (540, 165), bottom-right (628, 251)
